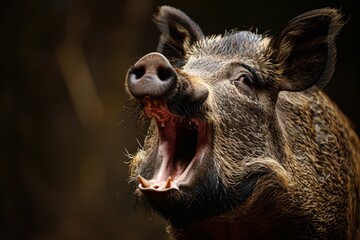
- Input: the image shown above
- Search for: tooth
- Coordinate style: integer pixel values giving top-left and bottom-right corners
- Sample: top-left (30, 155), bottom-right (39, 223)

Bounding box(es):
top-left (163, 176), bottom-right (172, 189)
top-left (152, 112), bottom-right (158, 120)
top-left (157, 114), bottom-right (162, 121)
top-left (153, 112), bottom-right (160, 121)
top-left (161, 121), bottom-right (166, 127)
top-left (153, 99), bottom-right (160, 107)
top-left (138, 175), bottom-right (151, 188)
top-left (143, 96), bottom-right (152, 107)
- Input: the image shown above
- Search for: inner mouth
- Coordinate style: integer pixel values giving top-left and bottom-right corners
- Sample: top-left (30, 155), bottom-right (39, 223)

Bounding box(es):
top-left (173, 122), bottom-right (197, 175)
top-left (138, 97), bottom-right (209, 192)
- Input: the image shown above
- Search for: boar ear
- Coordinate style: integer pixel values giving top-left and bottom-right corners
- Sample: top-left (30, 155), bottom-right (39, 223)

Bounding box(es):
top-left (153, 6), bottom-right (204, 60)
top-left (270, 8), bottom-right (344, 91)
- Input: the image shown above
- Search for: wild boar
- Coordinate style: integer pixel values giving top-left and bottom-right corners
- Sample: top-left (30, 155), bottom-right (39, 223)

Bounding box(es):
top-left (125, 5), bottom-right (360, 240)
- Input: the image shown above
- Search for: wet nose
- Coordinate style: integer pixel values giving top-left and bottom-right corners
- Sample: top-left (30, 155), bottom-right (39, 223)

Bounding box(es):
top-left (126, 52), bottom-right (177, 98)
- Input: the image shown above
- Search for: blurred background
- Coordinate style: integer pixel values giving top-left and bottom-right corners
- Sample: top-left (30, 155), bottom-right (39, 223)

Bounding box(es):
top-left (1, 0), bottom-right (359, 239)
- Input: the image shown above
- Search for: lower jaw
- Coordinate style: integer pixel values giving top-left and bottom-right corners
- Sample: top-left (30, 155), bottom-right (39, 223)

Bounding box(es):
top-left (137, 167), bottom-right (223, 227)
top-left (138, 146), bottom-right (208, 193)
top-left (138, 120), bottom-right (211, 193)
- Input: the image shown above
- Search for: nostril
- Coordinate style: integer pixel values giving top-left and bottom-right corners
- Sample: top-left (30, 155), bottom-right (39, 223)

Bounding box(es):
top-left (157, 66), bottom-right (174, 81)
top-left (132, 65), bottom-right (146, 80)
top-left (127, 53), bottom-right (178, 98)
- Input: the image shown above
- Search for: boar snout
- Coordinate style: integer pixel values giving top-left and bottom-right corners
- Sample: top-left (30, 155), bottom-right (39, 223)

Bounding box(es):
top-left (127, 52), bottom-right (209, 118)
top-left (127, 52), bottom-right (176, 99)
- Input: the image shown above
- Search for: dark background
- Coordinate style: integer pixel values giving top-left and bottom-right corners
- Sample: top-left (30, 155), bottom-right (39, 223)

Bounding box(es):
top-left (1, 0), bottom-right (359, 239)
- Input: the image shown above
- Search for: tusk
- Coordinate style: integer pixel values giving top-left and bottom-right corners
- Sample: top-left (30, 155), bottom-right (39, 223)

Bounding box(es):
top-left (138, 175), bottom-right (151, 188)
top-left (163, 176), bottom-right (172, 189)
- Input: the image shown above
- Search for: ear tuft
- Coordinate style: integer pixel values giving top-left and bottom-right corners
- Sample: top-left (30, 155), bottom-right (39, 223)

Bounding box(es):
top-left (153, 6), bottom-right (204, 61)
top-left (270, 8), bottom-right (345, 91)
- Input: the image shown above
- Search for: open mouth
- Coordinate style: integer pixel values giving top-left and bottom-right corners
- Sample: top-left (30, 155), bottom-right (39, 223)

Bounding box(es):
top-left (138, 97), bottom-right (210, 192)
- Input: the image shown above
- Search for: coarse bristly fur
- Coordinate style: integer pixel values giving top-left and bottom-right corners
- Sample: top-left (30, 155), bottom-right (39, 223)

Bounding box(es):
top-left (125, 5), bottom-right (360, 240)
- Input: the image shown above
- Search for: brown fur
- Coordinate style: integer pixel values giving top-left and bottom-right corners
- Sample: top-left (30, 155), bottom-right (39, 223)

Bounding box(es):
top-left (126, 6), bottom-right (360, 239)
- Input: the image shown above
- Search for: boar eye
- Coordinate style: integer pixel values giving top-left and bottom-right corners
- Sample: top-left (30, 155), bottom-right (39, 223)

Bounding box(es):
top-left (232, 73), bottom-right (254, 88)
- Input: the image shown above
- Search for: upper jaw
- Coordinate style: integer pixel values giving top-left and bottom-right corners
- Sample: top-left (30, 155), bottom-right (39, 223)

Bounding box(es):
top-left (137, 97), bottom-right (211, 194)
